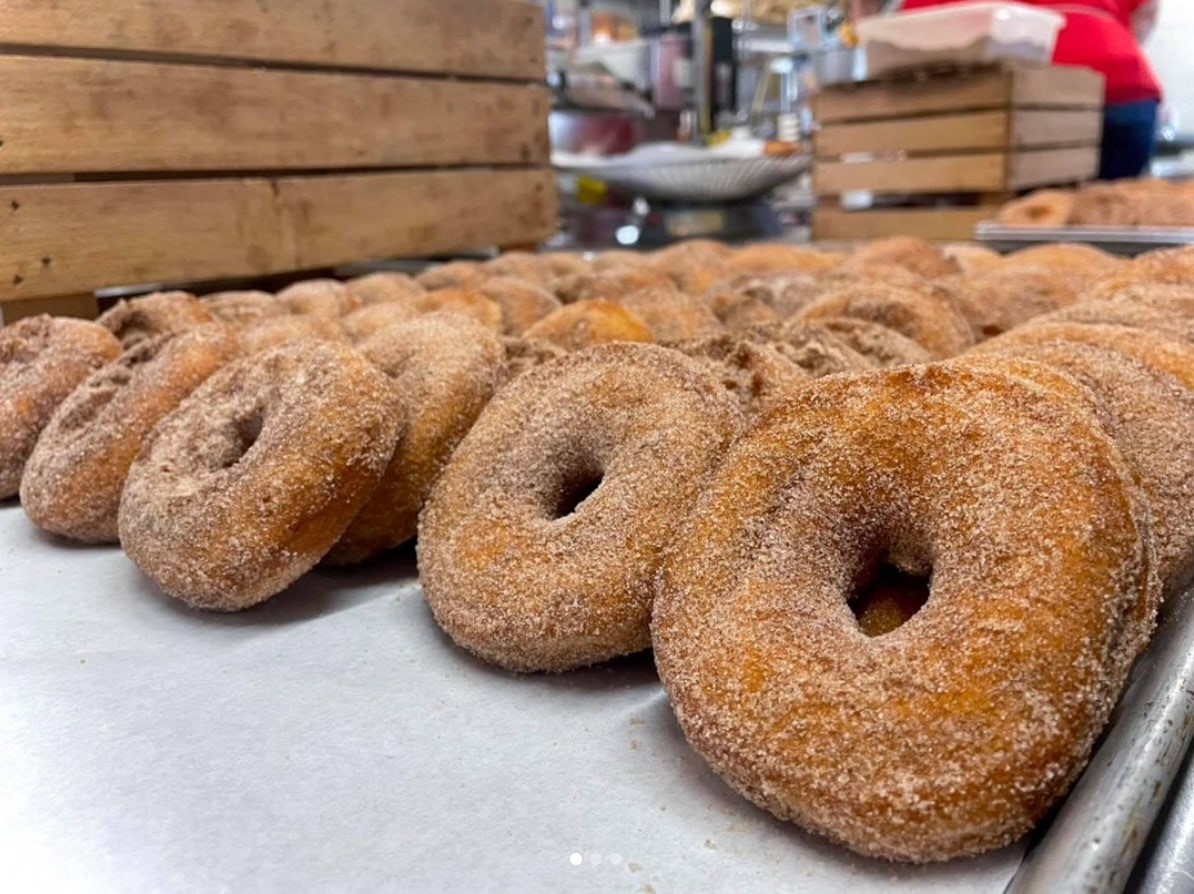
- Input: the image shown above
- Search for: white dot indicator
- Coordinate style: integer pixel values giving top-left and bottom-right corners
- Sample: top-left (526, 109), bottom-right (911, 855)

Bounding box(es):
top-left (609, 853), bottom-right (623, 866)
top-left (569, 853), bottom-right (582, 866)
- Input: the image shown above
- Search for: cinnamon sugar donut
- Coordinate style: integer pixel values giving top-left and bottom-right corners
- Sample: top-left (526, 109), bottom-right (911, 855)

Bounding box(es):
top-left (768, 321), bottom-right (874, 376)
top-left (345, 271), bottom-right (424, 306)
top-left (522, 300), bottom-right (653, 351)
top-left (418, 343), bottom-right (743, 672)
top-left (617, 289), bottom-right (724, 341)
top-left (648, 240), bottom-right (733, 295)
top-left (276, 279), bottom-right (362, 319)
top-left (1093, 282), bottom-right (1194, 319)
top-left (0, 317), bottom-right (122, 498)
top-left (326, 314), bottom-right (505, 564)
top-left (701, 283), bottom-right (781, 330)
top-left (589, 250), bottom-right (651, 272)
top-left (653, 364), bottom-right (1156, 862)
top-left (552, 268), bottom-right (676, 305)
top-left (668, 334), bottom-right (810, 418)
top-left (201, 291), bottom-right (283, 328)
top-left (1033, 300), bottom-right (1194, 344)
top-left (500, 336), bottom-right (568, 381)
top-left (1001, 243), bottom-right (1121, 285)
top-left (98, 291), bottom-right (213, 349)
top-left (809, 317), bottom-right (933, 368)
top-left (1071, 182), bottom-right (1138, 226)
top-left (706, 272), bottom-right (827, 320)
top-left (416, 261), bottom-right (485, 291)
top-left (946, 267), bottom-right (1076, 339)
top-left (796, 282), bottom-right (975, 358)
top-left (480, 251), bottom-right (551, 285)
top-left (1124, 246), bottom-right (1194, 286)
top-left (21, 325), bottom-right (240, 543)
top-left (940, 243), bottom-right (1002, 274)
top-left (473, 276), bottom-right (562, 335)
top-left (727, 243), bottom-right (839, 275)
top-left (538, 252), bottom-right (590, 279)
top-left (837, 237), bottom-right (959, 279)
top-left (414, 287), bottom-right (503, 332)
top-left (241, 314), bottom-right (346, 354)
top-left (340, 302), bottom-right (421, 344)
top-left (997, 189), bottom-right (1074, 227)
top-left (119, 341), bottom-right (401, 610)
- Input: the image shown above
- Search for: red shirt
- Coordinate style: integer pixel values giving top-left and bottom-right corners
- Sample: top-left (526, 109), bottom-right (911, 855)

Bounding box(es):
top-left (897, 0), bottom-right (1162, 103)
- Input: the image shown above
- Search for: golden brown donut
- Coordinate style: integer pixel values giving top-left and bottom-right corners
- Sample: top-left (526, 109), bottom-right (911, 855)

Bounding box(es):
top-left (705, 271), bottom-right (827, 320)
top-left (414, 287), bottom-right (503, 332)
top-left (1070, 182), bottom-right (1138, 226)
top-left (473, 276), bottom-right (562, 335)
top-left (479, 251), bottom-right (551, 285)
top-left (727, 243), bottom-right (840, 275)
top-left (0, 316), bottom-right (122, 498)
top-left (119, 340), bottom-right (401, 610)
top-left (700, 282), bottom-right (781, 330)
top-left (200, 291), bottom-right (284, 328)
top-left (415, 260), bottom-right (485, 291)
top-left (945, 266), bottom-right (1076, 339)
top-left (796, 282), bottom-right (975, 358)
top-left (20, 325), bottom-right (240, 543)
top-left (808, 317), bottom-right (933, 368)
top-left (98, 291), bottom-right (213, 349)
top-left (1000, 242), bottom-right (1122, 288)
top-left (653, 364), bottom-right (1156, 862)
top-left (767, 321), bottom-right (875, 376)
top-left (340, 302), bottom-right (422, 345)
top-left (240, 314), bottom-right (347, 355)
top-left (1089, 282), bottom-right (1194, 319)
top-left (667, 334), bottom-right (811, 418)
top-left (617, 289), bottom-right (724, 341)
top-left (589, 250), bottom-right (651, 272)
top-left (552, 268), bottom-right (677, 305)
top-left (325, 314), bottom-right (505, 565)
top-left (418, 343), bottom-right (743, 672)
top-left (837, 236), bottom-right (959, 279)
top-left (648, 240), bottom-right (734, 295)
top-left (537, 252), bottom-right (590, 279)
top-left (940, 243), bottom-right (1003, 274)
top-left (1032, 300), bottom-right (1194, 344)
top-left (500, 336), bottom-right (568, 381)
top-left (1125, 246), bottom-right (1194, 286)
top-left (967, 342), bottom-right (1194, 593)
top-left (275, 279), bottom-right (362, 319)
top-left (522, 300), bottom-right (653, 351)
top-left (996, 189), bottom-right (1075, 227)
top-left (345, 271), bottom-right (425, 306)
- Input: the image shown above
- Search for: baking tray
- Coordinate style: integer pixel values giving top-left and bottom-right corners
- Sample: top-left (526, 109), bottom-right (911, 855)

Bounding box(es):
top-left (974, 221), bottom-right (1194, 257)
top-left (2, 501), bottom-right (1193, 892)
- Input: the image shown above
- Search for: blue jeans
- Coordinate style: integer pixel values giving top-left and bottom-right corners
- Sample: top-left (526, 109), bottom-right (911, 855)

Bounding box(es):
top-left (1099, 99), bottom-right (1159, 180)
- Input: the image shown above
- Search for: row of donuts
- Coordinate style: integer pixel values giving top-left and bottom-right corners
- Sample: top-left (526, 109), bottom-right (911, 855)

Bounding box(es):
top-left (998, 177), bottom-right (1194, 229)
top-left (417, 252), bottom-right (1194, 863)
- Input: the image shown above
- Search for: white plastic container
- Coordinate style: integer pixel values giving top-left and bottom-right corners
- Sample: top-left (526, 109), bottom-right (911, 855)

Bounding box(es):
top-left (856, 2), bottom-right (1064, 76)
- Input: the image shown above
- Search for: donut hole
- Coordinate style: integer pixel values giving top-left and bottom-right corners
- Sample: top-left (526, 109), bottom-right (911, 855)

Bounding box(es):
top-left (226, 412), bottom-right (265, 468)
top-left (549, 467), bottom-right (604, 519)
top-left (849, 560), bottom-right (930, 637)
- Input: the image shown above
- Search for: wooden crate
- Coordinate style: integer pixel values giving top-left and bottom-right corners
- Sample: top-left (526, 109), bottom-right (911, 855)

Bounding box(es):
top-left (0, 0), bottom-right (555, 323)
top-left (811, 64), bottom-right (1103, 241)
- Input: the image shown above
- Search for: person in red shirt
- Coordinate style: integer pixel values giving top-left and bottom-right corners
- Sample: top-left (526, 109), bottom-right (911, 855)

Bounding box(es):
top-left (848, 1), bottom-right (1163, 179)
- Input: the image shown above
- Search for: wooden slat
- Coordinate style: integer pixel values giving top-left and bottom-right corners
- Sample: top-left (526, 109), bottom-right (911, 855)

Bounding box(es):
top-left (0, 169), bottom-right (556, 302)
top-left (0, 292), bottom-right (98, 325)
top-left (1011, 65), bottom-right (1104, 108)
top-left (815, 153), bottom-right (1008, 195)
top-left (0, 0), bottom-right (545, 81)
top-left (812, 207), bottom-right (997, 241)
top-left (813, 69), bottom-right (1010, 124)
top-left (0, 56), bottom-right (549, 174)
top-left (1010, 109), bottom-right (1103, 149)
top-left (814, 111), bottom-right (1009, 158)
top-left (1010, 146), bottom-right (1100, 189)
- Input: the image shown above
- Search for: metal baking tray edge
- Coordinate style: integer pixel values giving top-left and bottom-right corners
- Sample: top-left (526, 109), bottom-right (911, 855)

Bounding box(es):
top-left (973, 221), bottom-right (1194, 257)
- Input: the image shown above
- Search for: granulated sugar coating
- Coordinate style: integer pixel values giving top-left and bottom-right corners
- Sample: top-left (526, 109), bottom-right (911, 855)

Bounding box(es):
top-left (1084, 281), bottom-right (1194, 316)
top-left (97, 291), bottom-right (214, 349)
top-left (418, 342), bottom-right (744, 673)
top-left (21, 324), bottom-right (240, 543)
top-left (616, 288), bottom-right (724, 342)
top-left (1036, 300), bottom-right (1194, 345)
top-left (652, 364), bottom-right (1155, 863)
top-left (340, 302), bottom-right (422, 345)
top-left (473, 276), bottom-right (562, 336)
top-left (550, 267), bottom-right (676, 305)
top-left (200, 291), bottom-right (284, 328)
top-left (414, 287), bottom-right (503, 332)
top-left (943, 266), bottom-right (1076, 340)
top-left (835, 236), bottom-right (960, 279)
top-left (345, 271), bottom-right (425, 306)
top-left (771, 321), bottom-right (875, 376)
top-left (522, 300), bottom-right (653, 352)
top-left (499, 336), bottom-right (568, 382)
top-left (0, 316), bottom-right (121, 498)
top-left (275, 279), bottom-right (362, 319)
top-left (809, 317), bottom-right (933, 368)
top-left (969, 341), bottom-right (1194, 595)
top-left (118, 340), bottom-right (400, 610)
top-left (240, 314), bottom-right (347, 355)
top-left (325, 313), bottom-right (505, 565)
top-left (796, 282), bottom-right (975, 359)
top-left (666, 333), bottom-right (812, 419)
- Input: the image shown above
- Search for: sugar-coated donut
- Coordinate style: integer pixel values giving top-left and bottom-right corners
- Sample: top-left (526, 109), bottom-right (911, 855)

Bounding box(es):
top-left (1001, 243), bottom-right (1122, 288)
top-left (0, 316), bottom-right (122, 498)
top-left (1070, 183), bottom-right (1138, 226)
top-left (345, 271), bottom-right (425, 306)
top-left (796, 282), bottom-right (975, 358)
top-left (946, 267), bottom-right (1075, 339)
top-left (415, 260), bottom-right (484, 291)
top-left (479, 251), bottom-right (552, 285)
top-left (808, 317), bottom-right (933, 368)
top-left (589, 250), bottom-right (651, 272)
top-left (701, 282), bottom-right (782, 330)
top-left (20, 325), bottom-right (240, 543)
top-left (668, 334), bottom-right (810, 418)
top-left (473, 276), bottom-right (562, 335)
top-left (414, 287), bottom-right (503, 331)
top-left (240, 314), bottom-right (346, 354)
top-left (552, 268), bottom-right (676, 305)
top-left (727, 243), bottom-right (839, 275)
top-left (325, 314), bottom-right (505, 564)
top-left (98, 291), bottom-right (213, 349)
top-left (997, 189), bottom-right (1074, 227)
top-left (537, 252), bottom-right (590, 280)
top-left (418, 343), bottom-right (743, 672)
top-left (522, 300), bottom-right (653, 351)
top-left (653, 364), bottom-right (1157, 862)
top-left (340, 302), bottom-right (422, 344)
top-left (767, 321), bottom-right (874, 376)
top-left (1086, 282), bottom-right (1194, 318)
top-left (500, 336), bottom-right (568, 381)
top-left (201, 291), bottom-right (284, 328)
top-left (837, 237), bottom-right (959, 279)
top-left (647, 240), bottom-right (733, 294)
top-left (617, 289), bottom-right (724, 341)
top-left (940, 243), bottom-right (1002, 273)
top-left (119, 340), bottom-right (401, 610)
top-left (276, 279), bottom-right (362, 319)
top-left (706, 272), bottom-right (826, 320)
top-left (1033, 300), bottom-right (1194, 344)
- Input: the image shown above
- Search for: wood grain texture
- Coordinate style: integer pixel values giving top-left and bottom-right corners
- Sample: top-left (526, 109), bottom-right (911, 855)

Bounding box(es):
top-left (1010, 109), bottom-right (1103, 148)
top-left (815, 153), bottom-right (1008, 195)
top-left (0, 56), bottom-right (549, 174)
top-left (0, 0), bottom-right (545, 80)
top-left (815, 111), bottom-right (1009, 158)
top-left (1011, 65), bottom-right (1104, 108)
top-left (0, 168), bottom-right (556, 301)
top-left (0, 292), bottom-right (97, 324)
top-left (1009, 146), bottom-right (1099, 189)
top-left (812, 207), bottom-right (997, 241)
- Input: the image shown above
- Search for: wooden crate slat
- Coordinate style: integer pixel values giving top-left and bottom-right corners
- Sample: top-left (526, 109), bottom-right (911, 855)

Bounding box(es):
top-left (1010, 146), bottom-right (1099, 189)
top-left (815, 153), bottom-right (1008, 195)
top-left (0, 292), bottom-right (98, 325)
top-left (0, 0), bottom-right (545, 81)
top-left (812, 206), bottom-right (997, 241)
top-left (1010, 65), bottom-right (1104, 108)
top-left (1010, 109), bottom-right (1103, 148)
top-left (0, 169), bottom-right (556, 302)
top-left (815, 111), bottom-right (1009, 158)
top-left (813, 69), bottom-right (1010, 124)
top-left (0, 56), bottom-right (549, 174)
